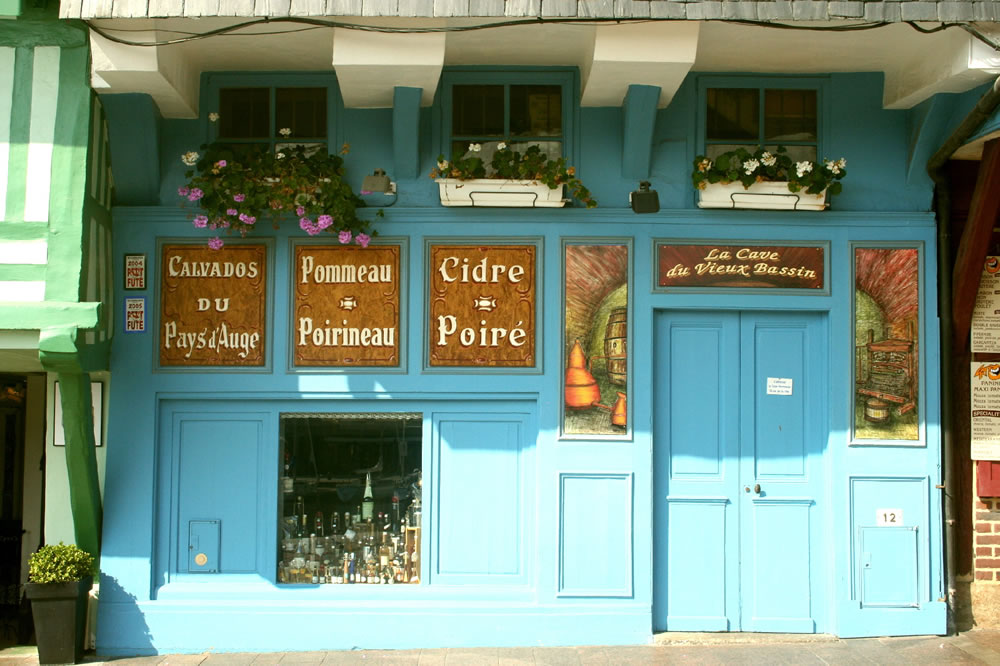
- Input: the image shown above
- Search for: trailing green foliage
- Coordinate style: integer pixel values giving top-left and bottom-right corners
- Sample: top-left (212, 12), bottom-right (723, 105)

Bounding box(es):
top-left (691, 146), bottom-right (846, 197)
top-left (28, 543), bottom-right (95, 583)
top-left (432, 142), bottom-right (597, 208)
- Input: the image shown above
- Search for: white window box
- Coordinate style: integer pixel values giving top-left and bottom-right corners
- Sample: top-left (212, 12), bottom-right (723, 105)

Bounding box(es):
top-left (697, 181), bottom-right (828, 211)
top-left (436, 178), bottom-right (566, 208)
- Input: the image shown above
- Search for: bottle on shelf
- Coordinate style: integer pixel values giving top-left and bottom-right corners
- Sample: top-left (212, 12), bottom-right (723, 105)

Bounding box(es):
top-left (330, 511), bottom-right (340, 536)
top-left (362, 472), bottom-right (375, 521)
top-left (391, 495), bottom-right (401, 534)
top-left (294, 496), bottom-right (306, 537)
top-left (314, 511), bottom-right (324, 537)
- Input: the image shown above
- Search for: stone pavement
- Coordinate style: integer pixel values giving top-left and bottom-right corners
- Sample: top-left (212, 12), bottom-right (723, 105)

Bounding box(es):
top-left (3, 630), bottom-right (1000, 665)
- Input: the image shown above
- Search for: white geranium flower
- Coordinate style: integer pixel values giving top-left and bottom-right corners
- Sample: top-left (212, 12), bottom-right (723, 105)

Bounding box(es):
top-left (497, 142), bottom-right (507, 151)
top-left (208, 112), bottom-right (219, 123)
top-left (279, 127), bottom-right (292, 137)
top-left (697, 158), bottom-right (712, 172)
top-left (761, 152), bottom-right (776, 167)
top-left (276, 152), bottom-right (285, 160)
top-left (795, 161), bottom-right (813, 178)
top-left (437, 159), bottom-right (449, 170)
top-left (181, 151), bottom-right (199, 166)
top-left (469, 143), bottom-right (482, 153)
top-left (743, 159), bottom-right (760, 175)
top-left (836, 158), bottom-right (847, 169)
top-left (825, 159), bottom-right (841, 175)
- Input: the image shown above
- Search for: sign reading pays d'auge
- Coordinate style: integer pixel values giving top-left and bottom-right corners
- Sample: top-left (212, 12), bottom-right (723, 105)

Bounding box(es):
top-left (429, 244), bottom-right (536, 367)
top-left (294, 244), bottom-right (400, 367)
top-left (657, 243), bottom-right (824, 289)
top-left (160, 244), bottom-right (267, 366)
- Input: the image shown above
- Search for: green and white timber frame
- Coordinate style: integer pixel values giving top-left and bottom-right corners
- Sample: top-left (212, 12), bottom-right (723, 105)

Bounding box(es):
top-left (0, 7), bottom-right (113, 560)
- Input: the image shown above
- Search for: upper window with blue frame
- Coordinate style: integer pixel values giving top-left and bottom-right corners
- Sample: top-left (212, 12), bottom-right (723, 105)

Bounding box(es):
top-left (441, 69), bottom-right (576, 167)
top-left (703, 83), bottom-right (819, 164)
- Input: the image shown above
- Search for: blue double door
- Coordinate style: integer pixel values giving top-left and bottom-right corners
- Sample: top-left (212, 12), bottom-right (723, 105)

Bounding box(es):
top-left (653, 310), bottom-right (828, 633)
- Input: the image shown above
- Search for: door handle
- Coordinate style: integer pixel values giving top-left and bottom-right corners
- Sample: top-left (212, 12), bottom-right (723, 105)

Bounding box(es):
top-left (754, 483), bottom-right (761, 494)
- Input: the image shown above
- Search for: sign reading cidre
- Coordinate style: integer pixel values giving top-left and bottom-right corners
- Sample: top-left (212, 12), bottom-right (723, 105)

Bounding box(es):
top-left (657, 243), bottom-right (824, 289)
top-left (429, 243), bottom-right (535, 367)
top-left (294, 244), bottom-right (400, 367)
top-left (160, 243), bottom-right (267, 366)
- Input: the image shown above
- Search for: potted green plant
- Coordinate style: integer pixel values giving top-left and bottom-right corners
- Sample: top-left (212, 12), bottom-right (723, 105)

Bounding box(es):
top-left (431, 142), bottom-right (597, 208)
top-left (178, 138), bottom-right (377, 249)
top-left (25, 543), bottom-right (95, 664)
top-left (691, 145), bottom-right (847, 210)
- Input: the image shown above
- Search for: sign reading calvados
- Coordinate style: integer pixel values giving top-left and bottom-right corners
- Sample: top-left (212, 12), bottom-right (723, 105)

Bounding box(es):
top-left (160, 244), bottom-right (267, 366)
top-left (294, 244), bottom-right (400, 367)
top-left (657, 243), bottom-right (824, 289)
top-left (429, 244), bottom-right (536, 367)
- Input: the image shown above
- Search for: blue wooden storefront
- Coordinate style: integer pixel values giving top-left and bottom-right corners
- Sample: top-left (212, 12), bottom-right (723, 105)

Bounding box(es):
top-left (97, 69), bottom-right (948, 654)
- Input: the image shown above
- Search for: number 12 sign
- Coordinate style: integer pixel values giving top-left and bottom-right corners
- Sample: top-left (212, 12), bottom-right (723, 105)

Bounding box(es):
top-left (876, 509), bottom-right (903, 526)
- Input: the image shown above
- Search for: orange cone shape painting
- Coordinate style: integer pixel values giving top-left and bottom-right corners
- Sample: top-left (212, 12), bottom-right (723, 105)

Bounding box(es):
top-left (565, 339), bottom-right (601, 408)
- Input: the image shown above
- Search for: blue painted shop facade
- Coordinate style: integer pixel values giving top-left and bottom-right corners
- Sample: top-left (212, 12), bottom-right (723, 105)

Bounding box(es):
top-left (98, 68), bottom-right (952, 654)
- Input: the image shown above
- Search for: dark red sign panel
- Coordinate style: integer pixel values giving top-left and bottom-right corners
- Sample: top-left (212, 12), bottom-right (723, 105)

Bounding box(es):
top-left (657, 244), bottom-right (824, 289)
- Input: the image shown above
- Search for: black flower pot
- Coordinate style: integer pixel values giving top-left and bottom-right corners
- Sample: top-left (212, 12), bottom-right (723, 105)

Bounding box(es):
top-left (25, 577), bottom-right (92, 664)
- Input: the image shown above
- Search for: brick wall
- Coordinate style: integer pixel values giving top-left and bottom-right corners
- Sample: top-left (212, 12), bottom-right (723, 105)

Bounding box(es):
top-left (976, 497), bottom-right (1000, 582)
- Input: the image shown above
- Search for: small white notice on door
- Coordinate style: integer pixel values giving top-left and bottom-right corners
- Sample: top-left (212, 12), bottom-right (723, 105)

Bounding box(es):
top-left (766, 377), bottom-right (793, 395)
top-left (876, 509), bottom-right (903, 526)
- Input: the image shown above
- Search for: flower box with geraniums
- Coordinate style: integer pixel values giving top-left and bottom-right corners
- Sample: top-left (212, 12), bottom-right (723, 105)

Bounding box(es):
top-left (431, 142), bottom-right (596, 208)
top-left (692, 146), bottom-right (847, 211)
top-left (178, 132), bottom-right (377, 250)
top-left (25, 543), bottom-right (96, 665)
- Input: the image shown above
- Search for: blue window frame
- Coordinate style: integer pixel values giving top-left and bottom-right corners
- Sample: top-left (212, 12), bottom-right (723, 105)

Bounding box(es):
top-left (440, 68), bottom-right (578, 168)
top-left (201, 73), bottom-right (342, 154)
top-left (696, 76), bottom-right (829, 164)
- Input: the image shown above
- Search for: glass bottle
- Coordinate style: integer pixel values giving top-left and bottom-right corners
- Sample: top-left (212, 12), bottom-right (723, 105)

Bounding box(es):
top-left (391, 495), bottom-right (401, 534)
top-left (330, 511), bottom-right (340, 536)
top-left (314, 511), bottom-right (324, 537)
top-left (294, 496), bottom-right (305, 537)
top-left (362, 472), bottom-right (375, 521)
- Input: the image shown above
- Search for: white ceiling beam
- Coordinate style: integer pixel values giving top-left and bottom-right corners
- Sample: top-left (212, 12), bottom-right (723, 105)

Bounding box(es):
top-left (581, 22), bottom-right (700, 108)
top-left (90, 29), bottom-right (200, 118)
top-left (883, 28), bottom-right (1000, 110)
top-left (332, 29), bottom-right (445, 109)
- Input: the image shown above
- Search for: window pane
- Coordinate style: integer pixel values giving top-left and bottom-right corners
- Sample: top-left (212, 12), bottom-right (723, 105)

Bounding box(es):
top-left (276, 88), bottom-right (327, 139)
top-left (218, 88), bottom-right (270, 139)
top-left (452, 85), bottom-right (504, 137)
top-left (278, 413), bottom-right (423, 585)
top-left (707, 88), bottom-right (759, 142)
top-left (764, 89), bottom-right (816, 143)
top-left (510, 85), bottom-right (561, 137)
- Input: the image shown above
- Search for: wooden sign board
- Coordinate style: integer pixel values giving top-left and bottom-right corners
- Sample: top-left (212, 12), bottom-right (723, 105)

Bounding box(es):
top-left (160, 244), bottom-right (267, 366)
top-left (429, 244), bottom-right (536, 367)
top-left (657, 243), bottom-right (824, 289)
top-left (293, 244), bottom-right (401, 367)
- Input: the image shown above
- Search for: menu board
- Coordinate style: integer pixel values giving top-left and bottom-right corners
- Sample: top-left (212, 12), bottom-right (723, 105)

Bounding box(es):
top-left (972, 256), bottom-right (1000, 353)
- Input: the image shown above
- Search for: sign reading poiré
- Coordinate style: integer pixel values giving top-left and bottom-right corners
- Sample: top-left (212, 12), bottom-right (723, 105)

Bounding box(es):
top-left (294, 244), bottom-right (400, 367)
top-left (429, 244), bottom-right (536, 367)
top-left (160, 244), bottom-right (267, 366)
top-left (657, 243), bottom-right (824, 289)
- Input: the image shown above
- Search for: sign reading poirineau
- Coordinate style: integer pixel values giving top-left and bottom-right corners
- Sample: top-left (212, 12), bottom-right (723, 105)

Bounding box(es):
top-left (294, 244), bottom-right (401, 367)
top-left (428, 243), bottom-right (536, 367)
top-left (160, 244), bottom-right (267, 366)
top-left (972, 362), bottom-right (1000, 460)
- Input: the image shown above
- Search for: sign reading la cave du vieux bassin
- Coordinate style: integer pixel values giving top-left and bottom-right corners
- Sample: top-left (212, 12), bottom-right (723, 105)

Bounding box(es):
top-left (158, 242), bottom-right (536, 368)
top-left (657, 243), bottom-right (825, 289)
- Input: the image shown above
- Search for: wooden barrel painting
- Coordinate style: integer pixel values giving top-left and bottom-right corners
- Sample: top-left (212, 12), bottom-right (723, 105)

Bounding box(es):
top-left (603, 306), bottom-right (627, 386)
top-left (864, 397), bottom-right (890, 423)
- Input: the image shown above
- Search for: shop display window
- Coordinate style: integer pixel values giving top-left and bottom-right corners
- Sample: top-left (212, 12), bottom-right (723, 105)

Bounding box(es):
top-left (278, 412), bottom-right (422, 585)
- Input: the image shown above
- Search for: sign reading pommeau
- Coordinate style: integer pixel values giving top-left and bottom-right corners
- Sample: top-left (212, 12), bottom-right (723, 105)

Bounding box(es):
top-left (294, 244), bottom-right (400, 367)
top-left (160, 244), bottom-right (266, 366)
top-left (656, 243), bottom-right (824, 289)
top-left (429, 244), bottom-right (535, 367)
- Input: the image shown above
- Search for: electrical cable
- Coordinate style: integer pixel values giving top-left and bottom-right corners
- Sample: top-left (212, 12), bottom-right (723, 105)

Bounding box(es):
top-left (85, 15), bottom-right (1000, 52)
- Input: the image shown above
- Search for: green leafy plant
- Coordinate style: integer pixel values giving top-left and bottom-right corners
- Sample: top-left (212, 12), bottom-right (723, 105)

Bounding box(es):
top-left (178, 140), bottom-right (376, 250)
top-left (28, 543), bottom-right (95, 584)
top-left (431, 142), bottom-right (596, 208)
top-left (691, 146), bottom-right (847, 197)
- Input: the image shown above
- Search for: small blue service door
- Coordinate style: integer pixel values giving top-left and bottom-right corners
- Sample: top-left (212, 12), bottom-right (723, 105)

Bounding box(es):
top-left (653, 310), bottom-right (828, 633)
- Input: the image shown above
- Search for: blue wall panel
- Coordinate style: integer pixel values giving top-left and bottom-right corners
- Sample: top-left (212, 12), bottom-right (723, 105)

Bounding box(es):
top-left (557, 473), bottom-right (633, 598)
